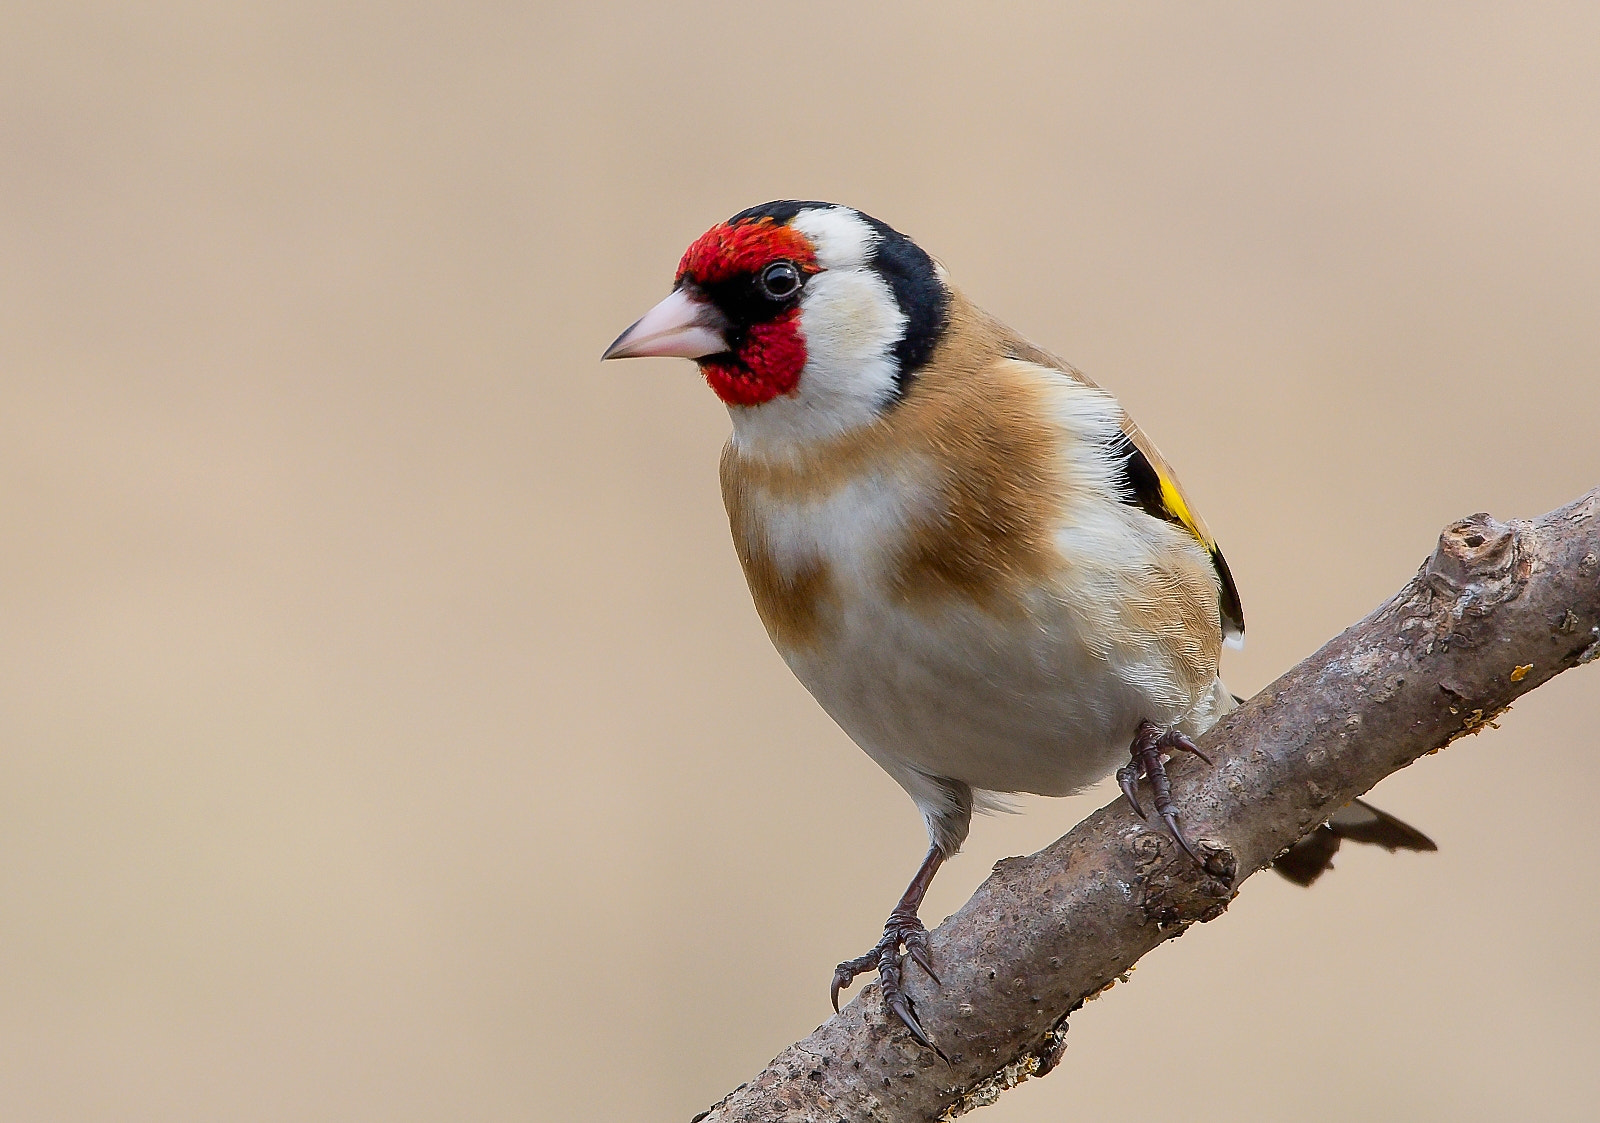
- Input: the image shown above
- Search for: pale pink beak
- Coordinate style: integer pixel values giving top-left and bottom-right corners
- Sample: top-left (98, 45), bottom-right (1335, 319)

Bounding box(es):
top-left (601, 287), bottom-right (732, 361)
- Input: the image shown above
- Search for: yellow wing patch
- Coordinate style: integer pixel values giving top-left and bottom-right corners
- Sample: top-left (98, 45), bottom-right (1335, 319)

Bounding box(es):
top-left (1156, 472), bottom-right (1216, 551)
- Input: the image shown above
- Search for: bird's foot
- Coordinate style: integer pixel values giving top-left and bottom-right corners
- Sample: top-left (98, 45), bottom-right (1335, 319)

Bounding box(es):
top-left (830, 909), bottom-right (944, 1055)
top-left (1116, 720), bottom-right (1213, 866)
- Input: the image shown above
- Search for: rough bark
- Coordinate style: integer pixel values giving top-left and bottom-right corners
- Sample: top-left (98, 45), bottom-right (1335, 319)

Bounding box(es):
top-left (695, 487), bottom-right (1600, 1123)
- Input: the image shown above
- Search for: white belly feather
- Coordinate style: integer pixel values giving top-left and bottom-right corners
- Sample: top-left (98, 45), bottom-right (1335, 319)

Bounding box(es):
top-left (774, 477), bottom-right (1221, 801)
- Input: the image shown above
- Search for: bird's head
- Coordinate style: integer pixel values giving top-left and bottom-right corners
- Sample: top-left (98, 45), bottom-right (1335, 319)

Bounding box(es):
top-left (602, 201), bottom-right (949, 449)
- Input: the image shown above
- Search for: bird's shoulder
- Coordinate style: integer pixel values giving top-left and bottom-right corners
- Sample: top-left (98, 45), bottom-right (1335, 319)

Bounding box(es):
top-left (918, 291), bottom-right (1246, 642)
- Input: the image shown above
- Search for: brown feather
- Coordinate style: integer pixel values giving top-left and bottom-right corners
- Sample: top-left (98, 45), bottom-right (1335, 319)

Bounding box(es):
top-left (719, 445), bottom-right (837, 651)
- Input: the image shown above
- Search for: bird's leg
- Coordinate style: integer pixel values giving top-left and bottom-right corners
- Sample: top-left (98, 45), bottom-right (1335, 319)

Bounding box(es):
top-left (830, 844), bottom-right (946, 1053)
top-left (1117, 719), bottom-right (1213, 866)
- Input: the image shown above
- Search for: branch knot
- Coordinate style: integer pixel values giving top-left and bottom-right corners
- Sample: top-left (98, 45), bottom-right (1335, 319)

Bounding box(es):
top-left (1424, 514), bottom-right (1528, 620)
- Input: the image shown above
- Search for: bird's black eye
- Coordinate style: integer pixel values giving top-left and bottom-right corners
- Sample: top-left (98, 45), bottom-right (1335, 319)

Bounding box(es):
top-left (757, 260), bottom-right (802, 301)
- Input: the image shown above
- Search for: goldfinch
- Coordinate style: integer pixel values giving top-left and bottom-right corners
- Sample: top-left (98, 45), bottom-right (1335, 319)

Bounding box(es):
top-left (603, 201), bottom-right (1432, 1047)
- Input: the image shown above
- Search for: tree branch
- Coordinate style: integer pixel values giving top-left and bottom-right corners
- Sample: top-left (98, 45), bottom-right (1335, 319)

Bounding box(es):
top-left (696, 486), bottom-right (1600, 1123)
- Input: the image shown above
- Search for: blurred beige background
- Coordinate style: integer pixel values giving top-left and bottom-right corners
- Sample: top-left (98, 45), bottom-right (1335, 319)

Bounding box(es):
top-left (2, 3), bottom-right (1597, 1120)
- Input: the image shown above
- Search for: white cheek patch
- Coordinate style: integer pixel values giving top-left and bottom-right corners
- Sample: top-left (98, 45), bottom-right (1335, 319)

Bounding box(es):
top-left (728, 266), bottom-right (907, 451)
top-left (799, 268), bottom-right (907, 380)
top-left (791, 206), bottom-right (875, 270)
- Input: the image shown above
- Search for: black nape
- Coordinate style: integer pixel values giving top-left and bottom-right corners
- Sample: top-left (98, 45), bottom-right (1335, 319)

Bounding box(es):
top-left (858, 214), bottom-right (950, 398)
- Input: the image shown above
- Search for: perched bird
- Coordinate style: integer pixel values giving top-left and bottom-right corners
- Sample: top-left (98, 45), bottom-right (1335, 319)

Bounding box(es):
top-left (602, 201), bottom-right (1433, 1047)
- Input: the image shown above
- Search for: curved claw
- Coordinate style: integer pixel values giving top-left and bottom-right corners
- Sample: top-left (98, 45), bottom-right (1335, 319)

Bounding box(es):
top-left (1162, 730), bottom-right (1213, 766)
top-left (1161, 810), bottom-right (1204, 866)
top-left (1117, 763), bottom-right (1147, 820)
top-left (903, 932), bottom-right (940, 985)
top-left (831, 949), bottom-right (876, 1013)
top-left (886, 989), bottom-right (938, 1053)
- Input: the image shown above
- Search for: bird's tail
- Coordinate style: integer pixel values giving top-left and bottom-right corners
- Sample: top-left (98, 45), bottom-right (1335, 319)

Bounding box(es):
top-left (1271, 798), bottom-right (1438, 887)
